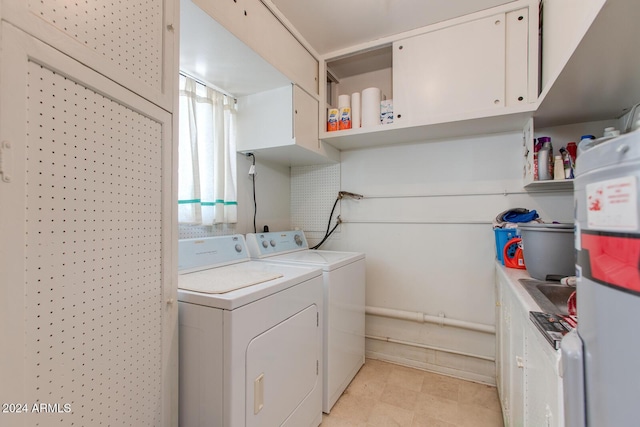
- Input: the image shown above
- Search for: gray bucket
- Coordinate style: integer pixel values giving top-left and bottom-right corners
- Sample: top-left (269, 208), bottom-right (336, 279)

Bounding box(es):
top-left (518, 223), bottom-right (575, 280)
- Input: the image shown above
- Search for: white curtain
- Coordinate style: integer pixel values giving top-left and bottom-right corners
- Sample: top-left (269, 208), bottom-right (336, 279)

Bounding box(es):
top-left (178, 74), bottom-right (237, 225)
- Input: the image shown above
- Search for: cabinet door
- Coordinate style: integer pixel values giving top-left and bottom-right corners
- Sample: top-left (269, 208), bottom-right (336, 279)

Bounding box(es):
top-left (393, 12), bottom-right (510, 125)
top-left (2, 0), bottom-right (176, 110)
top-left (496, 278), bottom-right (509, 419)
top-left (524, 324), bottom-right (563, 427)
top-left (294, 86), bottom-right (320, 152)
top-left (244, 0), bottom-right (319, 96)
top-left (0, 24), bottom-right (176, 426)
top-left (498, 282), bottom-right (527, 427)
top-left (236, 84), bottom-right (333, 165)
top-left (509, 305), bottom-right (527, 426)
top-left (236, 85), bottom-right (294, 152)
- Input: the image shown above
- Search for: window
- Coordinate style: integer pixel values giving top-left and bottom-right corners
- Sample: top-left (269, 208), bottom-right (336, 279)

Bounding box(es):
top-left (178, 74), bottom-right (237, 225)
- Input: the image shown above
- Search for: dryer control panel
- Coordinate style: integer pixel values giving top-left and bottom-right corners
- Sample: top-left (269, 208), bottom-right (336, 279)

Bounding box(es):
top-left (246, 231), bottom-right (308, 258)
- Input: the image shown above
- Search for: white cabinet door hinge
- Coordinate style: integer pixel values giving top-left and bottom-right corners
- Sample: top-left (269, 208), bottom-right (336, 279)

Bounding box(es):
top-left (0, 141), bottom-right (13, 183)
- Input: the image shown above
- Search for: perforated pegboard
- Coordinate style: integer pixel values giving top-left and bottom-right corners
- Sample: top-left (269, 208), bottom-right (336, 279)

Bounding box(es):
top-left (290, 164), bottom-right (340, 238)
top-left (178, 223), bottom-right (238, 240)
top-left (27, 0), bottom-right (163, 91)
top-left (23, 60), bottom-right (164, 425)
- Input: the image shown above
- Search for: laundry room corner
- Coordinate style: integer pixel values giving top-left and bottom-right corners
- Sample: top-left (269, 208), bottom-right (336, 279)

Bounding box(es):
top-left (290, 131), bottom-right (575, 385)
top-left (291, 163), bottom-right (342, 245)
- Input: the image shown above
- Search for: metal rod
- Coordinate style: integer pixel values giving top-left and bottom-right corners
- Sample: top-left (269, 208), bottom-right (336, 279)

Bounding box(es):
top-left (360, 191), bottom-right (526, 199)
top-left (342, 220), bottom-right (492, 225)
top-left (179, 71), bottom-right (237, 99)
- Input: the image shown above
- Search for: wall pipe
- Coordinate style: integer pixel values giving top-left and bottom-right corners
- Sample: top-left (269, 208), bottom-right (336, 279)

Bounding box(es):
top-left (365, 334), bottom-right (495, 362)
top-left (366, 306), bottom-right (495, 335)
top-left (342, 220), bottom-right (491, 225)
top-left (361, 190), bottom-right (524, 198)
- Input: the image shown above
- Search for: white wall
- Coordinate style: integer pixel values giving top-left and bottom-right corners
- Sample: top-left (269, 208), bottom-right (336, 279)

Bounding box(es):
top-left (239, 156), bottom-right (292, 233)
top-left (293, 130), bottom-right (574, 383)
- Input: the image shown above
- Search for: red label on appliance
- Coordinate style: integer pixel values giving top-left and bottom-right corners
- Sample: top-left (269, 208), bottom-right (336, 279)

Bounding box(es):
top-left (580, 231), bottom-right (640, 295)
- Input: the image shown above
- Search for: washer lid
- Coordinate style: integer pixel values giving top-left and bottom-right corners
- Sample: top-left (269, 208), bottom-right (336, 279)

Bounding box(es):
top-left (260, 250), bottom-right (365, 271)
top-left (177, 261), bottom-right (322, 310)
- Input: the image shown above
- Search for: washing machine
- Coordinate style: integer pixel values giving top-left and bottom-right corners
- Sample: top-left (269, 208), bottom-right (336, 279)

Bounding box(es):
top-left (246, 231), bottom-right (365, 413)
top-left (177, 235), bottom-right (323, 427)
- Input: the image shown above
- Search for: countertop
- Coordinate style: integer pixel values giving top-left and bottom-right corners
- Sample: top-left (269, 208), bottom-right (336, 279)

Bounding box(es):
top-left (496, 261), bottom-right (546, 312)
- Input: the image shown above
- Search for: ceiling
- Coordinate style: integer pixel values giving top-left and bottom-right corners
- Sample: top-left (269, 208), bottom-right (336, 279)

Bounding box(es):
top-left (270, 0), bottom-right (516, 55)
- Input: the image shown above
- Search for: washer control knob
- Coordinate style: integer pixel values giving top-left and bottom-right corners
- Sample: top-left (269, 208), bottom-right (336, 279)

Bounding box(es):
top-left (269, 239), bottom-right (276, 247)
top-left (262, 240), bottom-right (269, 248)
top-left (235, 244), bottom-right (242, 253)
top-left (294, 234), bottom-right (303, 246)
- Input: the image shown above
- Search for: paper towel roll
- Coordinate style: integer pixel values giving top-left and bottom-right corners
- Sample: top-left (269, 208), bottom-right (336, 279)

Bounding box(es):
top-left (351, 92), bottom-right (361, 129)
top-left (361, 87), bottom-right (381, 128)
top-left (338, 94), bottom-right (351, 109)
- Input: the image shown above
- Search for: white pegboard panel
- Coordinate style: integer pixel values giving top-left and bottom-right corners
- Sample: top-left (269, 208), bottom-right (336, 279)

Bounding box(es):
top-left (290, 164), bottom-right (340, 238)
top-left (28, 0), bottom-right (163, 91)
top-left (178, 223), bottom-right (238, 240)
top-left (23, 60), bottom-right (164, 425)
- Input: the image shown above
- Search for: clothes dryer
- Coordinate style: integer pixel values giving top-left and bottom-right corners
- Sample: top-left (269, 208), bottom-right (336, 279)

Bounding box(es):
top-left (178, 235), bottom-right (323, 427)
top-left (246, 231), bottom-right (365, 413)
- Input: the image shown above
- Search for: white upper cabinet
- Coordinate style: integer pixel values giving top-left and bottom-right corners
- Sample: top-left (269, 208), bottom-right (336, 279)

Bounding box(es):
top-left (236, 84), bottom-right (338, 166)
top-left (320, 0), bottom-right (538, 150)
top-left (2, 0), bottom-right (176, 111)
top-left (535, 0), bottom-right (640, 128)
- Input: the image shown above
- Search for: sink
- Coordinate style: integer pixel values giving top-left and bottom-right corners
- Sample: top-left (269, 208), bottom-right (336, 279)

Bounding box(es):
top-left (518, 279), bottom-right (575, 315)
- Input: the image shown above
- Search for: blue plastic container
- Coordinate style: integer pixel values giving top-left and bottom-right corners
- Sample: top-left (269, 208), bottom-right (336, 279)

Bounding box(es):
top-left (494, 228), bottom-right (520, 264)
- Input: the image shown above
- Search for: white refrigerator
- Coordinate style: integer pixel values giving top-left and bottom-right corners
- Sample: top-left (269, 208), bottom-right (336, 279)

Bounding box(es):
top-left (562, 129), bottom-right (640, 426)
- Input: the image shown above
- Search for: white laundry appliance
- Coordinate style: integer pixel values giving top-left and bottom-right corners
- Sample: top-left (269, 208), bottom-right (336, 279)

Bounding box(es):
top-left (561, 128), bottom-right (640, 426)
top-left (246, 231), bottom-right (365, 413)
top-left (177, 235), bottom-right (323, 427)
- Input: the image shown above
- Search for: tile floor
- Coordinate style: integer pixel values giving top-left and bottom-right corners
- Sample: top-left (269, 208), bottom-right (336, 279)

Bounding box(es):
top-left (321, 359), bottom-right (504, 427)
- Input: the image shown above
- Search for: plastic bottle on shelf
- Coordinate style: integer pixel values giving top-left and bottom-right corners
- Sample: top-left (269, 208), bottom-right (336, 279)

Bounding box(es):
top-left (533, 139), bottom-right (542, 180)
top-left (338, 107), bottom-right (352, 130)
top-left (560, 147), bottom-right (574, 179)
top-left (577, 128), bottom-right (622, 157)
top-left (327, 108), bottom-right (339, 132)
top-left (537, 137), bottom-right (552, 181)
top-left (603, 127), bottom-right (620, 138)
top-left (577, 134), bottom-right (596, 157)
top-left (554, 155), bottom-right (565, 180)
top-left (566, 142), bottom-right (577, 162)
